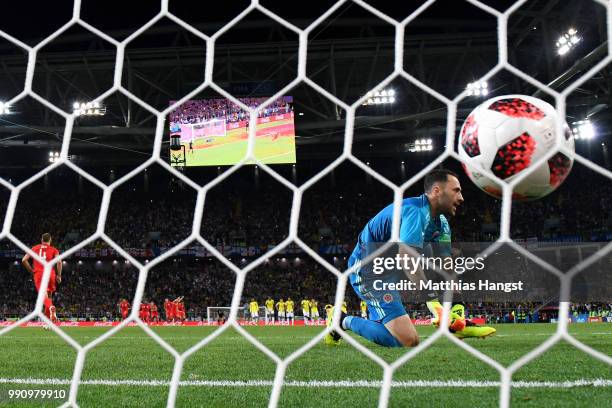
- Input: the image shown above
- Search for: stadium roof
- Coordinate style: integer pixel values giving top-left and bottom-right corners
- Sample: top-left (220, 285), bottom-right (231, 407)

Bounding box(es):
top-left (0, 0), bottom-right (608, 168)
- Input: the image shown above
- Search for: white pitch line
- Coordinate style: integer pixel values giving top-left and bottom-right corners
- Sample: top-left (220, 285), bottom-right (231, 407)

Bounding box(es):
top-left (0, 378), bottom-right (610, 388)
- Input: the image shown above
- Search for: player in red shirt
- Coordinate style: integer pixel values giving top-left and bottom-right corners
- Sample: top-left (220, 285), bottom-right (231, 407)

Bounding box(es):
top-left (150, 302), bottom-right (159, 322)
top-left (119, 299), bottom-right (130, 320)
top-left (164, 298), bottom-right (174, 322)
top-left (22, 233), bottom-right (61, 323)
top-left (140, 301), bottom-right (151, 323)
top-left (175, 297), bottom-right (186, 322)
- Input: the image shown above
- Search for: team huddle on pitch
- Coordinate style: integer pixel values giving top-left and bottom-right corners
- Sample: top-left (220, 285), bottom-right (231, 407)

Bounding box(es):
top-left (118, 297), bottom-right (186, 323)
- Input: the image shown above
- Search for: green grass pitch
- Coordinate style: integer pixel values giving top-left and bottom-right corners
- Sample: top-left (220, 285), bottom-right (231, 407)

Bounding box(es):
top-left (0, 323), bottom-right (610, 407)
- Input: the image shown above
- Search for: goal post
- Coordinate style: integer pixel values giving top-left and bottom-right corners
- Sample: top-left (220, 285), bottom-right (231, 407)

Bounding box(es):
top-left (206, 306), bottom-right (232, 324)
top-left (206, 306), bottom-right (275, 324)
top-left (185, 118), bottom-right (227, 144)
top-left (1, 1), bottom-right (609, 407)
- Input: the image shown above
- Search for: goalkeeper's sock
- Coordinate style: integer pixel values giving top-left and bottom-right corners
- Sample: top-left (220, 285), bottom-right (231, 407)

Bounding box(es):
top-left (343, 316), bottom-right (402, 348)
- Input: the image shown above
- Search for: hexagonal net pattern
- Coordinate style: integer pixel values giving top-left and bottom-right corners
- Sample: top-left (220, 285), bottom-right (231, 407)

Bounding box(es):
top-left (0, 0), bottom-right (610, 407)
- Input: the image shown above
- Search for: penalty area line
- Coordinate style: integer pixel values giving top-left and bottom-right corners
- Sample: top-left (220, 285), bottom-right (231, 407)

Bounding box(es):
top-left (0, 378), bottom-right (610, 388)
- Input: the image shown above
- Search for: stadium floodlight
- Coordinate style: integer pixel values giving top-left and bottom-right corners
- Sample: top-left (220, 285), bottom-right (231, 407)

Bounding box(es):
top-left (409, 138), bottom-right (433, 152)
top-left (571, 119), bottom-right (595, 140)
top-left (48, 151), bottom-right (60, 163)
top-left (362, 88), bottom-right (396, 105)
top-left (0, 102), bottom-right (10, 114)
top-left (466, 81), bottom-right (488, 96)
top-left (73, 101), bottom-right (106, 116)
top-left (556, 27), bottom-right (580, 56)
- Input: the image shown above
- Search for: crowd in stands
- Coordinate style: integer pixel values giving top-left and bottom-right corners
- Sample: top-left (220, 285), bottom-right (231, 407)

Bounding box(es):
top-left (105, 184), bottom-right (196, 250)
top-left (5, 252), bottom-right (608, 321)
top-left (3, 251), bottom-right (609, 322)
top-left (1, 164), bottom-right (610, 255)
top-left (0, 257), bottom-right (335, 319)
top-left (168, 96), bottom-right (292, 126)
top-left (0, 164), bottom-right (609, 319)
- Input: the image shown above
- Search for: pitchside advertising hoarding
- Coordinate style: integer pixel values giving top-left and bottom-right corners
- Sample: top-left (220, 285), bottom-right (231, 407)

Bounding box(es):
top-left (0, 319), bottom-right (488, 328)
top-left (168, 96), bottom-right (296, 166)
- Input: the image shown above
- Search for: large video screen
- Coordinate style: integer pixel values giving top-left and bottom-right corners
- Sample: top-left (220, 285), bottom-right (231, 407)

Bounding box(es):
top-left (168, 96), bottom-right (296, 166)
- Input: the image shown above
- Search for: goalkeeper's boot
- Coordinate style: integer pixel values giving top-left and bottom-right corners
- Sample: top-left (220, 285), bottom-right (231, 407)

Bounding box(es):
top-left (449, 304), bottom-right (495, 338)
top-left (426, 300), bottom-right (443, 327)
top-left (453, 322), bottom-right (496, 339)
top-left (324, 307), bottom-right (343, 346)
top-left (427, 301), bottom-right (469, 332)
top-left (449, 303), bottom-right (467, 332)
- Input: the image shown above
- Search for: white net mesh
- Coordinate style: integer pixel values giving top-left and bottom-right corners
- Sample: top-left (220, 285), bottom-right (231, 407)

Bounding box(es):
top-left (0, 0), bottom-right (609, 407)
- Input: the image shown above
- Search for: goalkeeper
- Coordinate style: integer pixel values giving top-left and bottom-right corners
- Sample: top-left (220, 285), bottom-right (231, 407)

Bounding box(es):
top-left (325, 169), bottom-right (496, 347)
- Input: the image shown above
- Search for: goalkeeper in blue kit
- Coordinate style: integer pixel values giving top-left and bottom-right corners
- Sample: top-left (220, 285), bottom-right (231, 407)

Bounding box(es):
top-left (325, 169), bottom-right (496, 347)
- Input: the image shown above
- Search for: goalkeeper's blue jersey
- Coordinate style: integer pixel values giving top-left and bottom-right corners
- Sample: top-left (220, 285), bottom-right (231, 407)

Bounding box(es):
top-left (347, 193), bottom-right (452, 322)
top-left (348, 193), bottom-right (452, 266)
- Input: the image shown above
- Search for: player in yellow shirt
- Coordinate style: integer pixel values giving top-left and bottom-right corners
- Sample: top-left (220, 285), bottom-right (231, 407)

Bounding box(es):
top-left (276, 299), bottom-right (286, 324)
top-left (341, 301), bottom-right (348, 314)
top-left (301, 299), bottom-right (310, 325)
top-left (324, 304), bottom-right (333, 320)
top-left (309, 299), bottom-right (319, 324)
top-left (265, 297), bottom-right (275, 324)
top-left (286, 297), bottom-right (295, 325)
top-left (249, 299), bottom-right (259, 324)
top-left (360, 300), bottom-right (368, 319)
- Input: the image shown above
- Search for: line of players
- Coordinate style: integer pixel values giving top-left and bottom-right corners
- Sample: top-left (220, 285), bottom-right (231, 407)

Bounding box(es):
top-left (248, 298), bottom-right (369, 325)
top-left (118, 297), bottom-right (186, 323)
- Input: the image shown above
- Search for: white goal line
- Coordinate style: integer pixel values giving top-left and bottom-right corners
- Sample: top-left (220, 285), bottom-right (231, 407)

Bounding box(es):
top-left (0, 377), bottom-right (610, 389)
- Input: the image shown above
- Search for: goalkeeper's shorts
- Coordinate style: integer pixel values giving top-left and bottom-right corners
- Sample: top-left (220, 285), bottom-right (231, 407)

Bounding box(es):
top-left (348, 256), bottom-right (406, 324)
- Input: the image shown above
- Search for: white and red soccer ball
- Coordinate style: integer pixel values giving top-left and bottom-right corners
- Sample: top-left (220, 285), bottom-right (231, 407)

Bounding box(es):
top-left (458, 94), bottom-right (575, 201)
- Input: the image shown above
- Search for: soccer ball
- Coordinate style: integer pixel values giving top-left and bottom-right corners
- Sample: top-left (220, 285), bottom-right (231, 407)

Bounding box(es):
top-left (458, 94), bottom-right (575, 201)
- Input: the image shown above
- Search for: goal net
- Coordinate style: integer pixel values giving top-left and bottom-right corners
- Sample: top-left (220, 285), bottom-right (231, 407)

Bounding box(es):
top-left (0, 1), bottom-right (609, 408)
top-left (206, 306), bottom-right (231, 324)
top-left (183, 118), bottom-right (227, 143)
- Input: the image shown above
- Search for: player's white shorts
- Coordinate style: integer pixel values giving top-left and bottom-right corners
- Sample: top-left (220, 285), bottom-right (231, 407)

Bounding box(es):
top-left (311, 311), bottom-right (319, 319)
top-left (361, 311), bottom-right (367, 318)
top-left (278, 311), bottom-right (286, 318)
top-left (286, 312), bottom-right (294, 318)
top-left (302, 310), bottom-right (310, 318)
top-left (265, 308), bottom-right (274, 316)
top-left (250, 312), bottom-right (258, 318)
